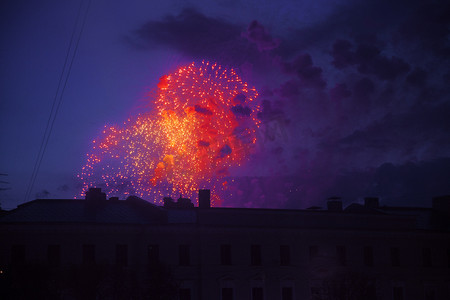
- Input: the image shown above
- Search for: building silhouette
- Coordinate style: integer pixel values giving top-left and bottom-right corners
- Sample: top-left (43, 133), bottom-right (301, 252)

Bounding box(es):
top-left (0, 188), bottom-right (449, 299)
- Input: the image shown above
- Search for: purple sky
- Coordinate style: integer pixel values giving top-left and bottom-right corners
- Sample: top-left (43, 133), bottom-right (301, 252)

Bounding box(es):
top-left (1, 0), bottom-right (449, 210)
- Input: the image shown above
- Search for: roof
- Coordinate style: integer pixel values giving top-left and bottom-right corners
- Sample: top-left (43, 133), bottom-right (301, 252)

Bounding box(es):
top-left (0, 197), bottom-right (166, 225)
top-left (1, 196), bottom-right (448, 231)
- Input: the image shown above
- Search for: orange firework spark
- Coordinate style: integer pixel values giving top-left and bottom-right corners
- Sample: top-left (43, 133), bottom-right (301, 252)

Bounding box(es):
top-left (78, 61), bottom-right (260, 205)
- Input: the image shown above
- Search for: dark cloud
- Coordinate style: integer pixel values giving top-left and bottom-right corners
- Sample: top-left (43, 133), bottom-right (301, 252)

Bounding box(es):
top-left (336, 103), bottom-right (450, 159)
top-left (277, 0), bottom-right (412, 57)
top-left (353, 77), bottom-right (375, 99)
top-left (231, 105), bottom-right (251, 117)
top-left (329, 83), bottom-right (352, 101)
top-left (219, 144), bottom-right (232, 158)
top-left (283, 54), bottom-right (326, 89)
top-left (198, 140), bottom-right (210, 147)
top-left (128, 7), bottom-right (294, 71)
top-left (232, 93), bottom-right (246, 103)
top-left (356, 46), bottom-right (410, 80)
top-left (131, 8), bottom-right (245, 63)
top-left (406, 68), bottom-right (427, 87)
top-left (257, 99), bottom-right (285, 123)
top-left (331, 40), bottom-right (410, 80)
top-left (241, 20), bottom-right (280, 51)
top-left (194, 104), bottom-right (213, 115)
top-left (398, 2), bottom-right (450, 57)
top-left (331, 39), bottom-right (354, 69)
top-left (278, 80), bottom-right (300, 98)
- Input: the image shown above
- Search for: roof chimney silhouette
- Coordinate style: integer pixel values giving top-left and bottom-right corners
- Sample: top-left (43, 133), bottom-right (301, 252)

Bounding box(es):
top-left (364, 197), bottom-right (379, 209)
top-left (199, 189), bottom-right (211, 208)
top-left (327, 197), bottom-right (342, 211)
top-left (85, 188), bottom-right (106, 201)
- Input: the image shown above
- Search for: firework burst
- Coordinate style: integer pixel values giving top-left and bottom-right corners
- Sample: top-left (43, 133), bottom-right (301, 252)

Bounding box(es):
top-left (78, 61), bottom-right (260, 205)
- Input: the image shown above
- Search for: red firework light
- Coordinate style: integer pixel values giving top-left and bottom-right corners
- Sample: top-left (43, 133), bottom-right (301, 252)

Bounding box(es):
top-left (78, 61), bottom-right (260, 205)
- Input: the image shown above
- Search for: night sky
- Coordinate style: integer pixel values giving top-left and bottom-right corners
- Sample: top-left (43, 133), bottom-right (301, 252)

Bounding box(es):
top-left (1, 0), bottom-right (449, 210)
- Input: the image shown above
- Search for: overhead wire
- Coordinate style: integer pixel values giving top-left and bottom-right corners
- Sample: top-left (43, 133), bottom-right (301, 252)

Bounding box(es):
top-left (24, 0), bottom-right (92, 202)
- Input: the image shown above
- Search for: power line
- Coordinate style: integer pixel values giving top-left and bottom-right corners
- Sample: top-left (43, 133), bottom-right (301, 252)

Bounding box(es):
top-left (24, 0), bottom-right (92, 202)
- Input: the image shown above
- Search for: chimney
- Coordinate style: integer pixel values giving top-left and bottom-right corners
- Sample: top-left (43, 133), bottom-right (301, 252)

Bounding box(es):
top-left (85, 188), bottom-right (106, 201)
top-left (364, 197), bottom-right (379, 209)
top-left (199, 189), bottom-right (211, 208)
top-left (327, 197), bottom-right (342, 211)
top-left (177, 196), bottom-right (194, 208)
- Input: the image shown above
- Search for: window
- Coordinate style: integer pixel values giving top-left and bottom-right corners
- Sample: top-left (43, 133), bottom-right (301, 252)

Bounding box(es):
top-left (447, 248), bottom-right (450, 268)
top-left (252, 287), bottom-right (264, 300)
top-left (11, 244), bottom-right (25, 265)
top-left (393, 286), bottom-right (404, 300)
top-left (366, 284), bottom-right (377, 300)
top-left (364, 246), bottom-right (374, 267)
top-left (116, 244), bottom-right (128, 266)
top-left (251, 245), bottom-right (262, 266)
top-left (311, 287), bottom-right (327, 300)
top-left (448, 249), bottom-right (450, 268)
top-left (336, 246), bottom-right (346, 266)
top-left (179, 245), bottom-right (190, 266)
top-left (47, 245), bottom-right (61, 267)
top-left (280, 245), bottom-right (290, 266)
top-left (425, 287), bottom-right (436, 300)
top-left (179, 288), bottom-right (191, 300)
top-left (422, 248), bottom-right (432, 267)
top-left (221, 244), bottom-right (232, 265)
top-left (82, 244), bottom-right (95, 265)
top-left (221, 287), bottom-right (233, 300)
top-left (391, 247), bottom-right (400, 267)
top-left (309, 245), bottom-right (318, 260)
top-left (148, 244), bottom-right (159, 265)
top-left (282, 287), bottom-right (293, 300)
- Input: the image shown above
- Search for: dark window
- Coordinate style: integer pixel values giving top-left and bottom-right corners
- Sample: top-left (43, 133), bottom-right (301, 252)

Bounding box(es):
top-left (148, 244), bottom-right (159, 265)
top-left (422, 248), bottom-right (432, 267)
top-left (280, 245), bottom-right (290, 266)
top-left (448, 249), bottom-right (450, 268)
top-left (221, 244), bottom-right (232, 265)
top-left (364, 246), bottom-right (374, 267)
top-left (179, 245), bottom-right (190, 266)
top-left (425, 288), bottom-right (436, 300)
top-left (336, 246), bottom-right (346, 266)
top-left (47, 245), bottom-right (61, 267)
top-left (251, 245), bottom-right (262, 266)
top-left (221, 287), bottom-right (233, 300)
top-left (179, 288), bottom-right (191, 300)
top-left (393, 286), bottom-right (404, 300)
top-left (309, 245), bottom-right (318, 260)
top-left (391, 247), bottom-right (400, 267)
top-left (11, 244), bottom-right (25, 265)
top-left (252, 287), bottom-right (264, 300)
top-left (366, 284), bottom-right (377, 300)
top-left (82, 244), bottom-right (95, 265)
top-left (116, 244), bottom-right (128, 266)
top-left (311, 287), bottom-right (325, 300)
top-left (282, 287), bottom-right (293, 300)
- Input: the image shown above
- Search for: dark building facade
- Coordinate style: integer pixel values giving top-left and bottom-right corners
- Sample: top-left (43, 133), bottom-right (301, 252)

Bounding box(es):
top-left (1, 188), bottom-right (449, 300)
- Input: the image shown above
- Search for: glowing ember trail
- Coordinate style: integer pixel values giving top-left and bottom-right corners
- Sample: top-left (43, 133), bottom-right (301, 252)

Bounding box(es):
top-left (78, 61), bottom-right (260, 205)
